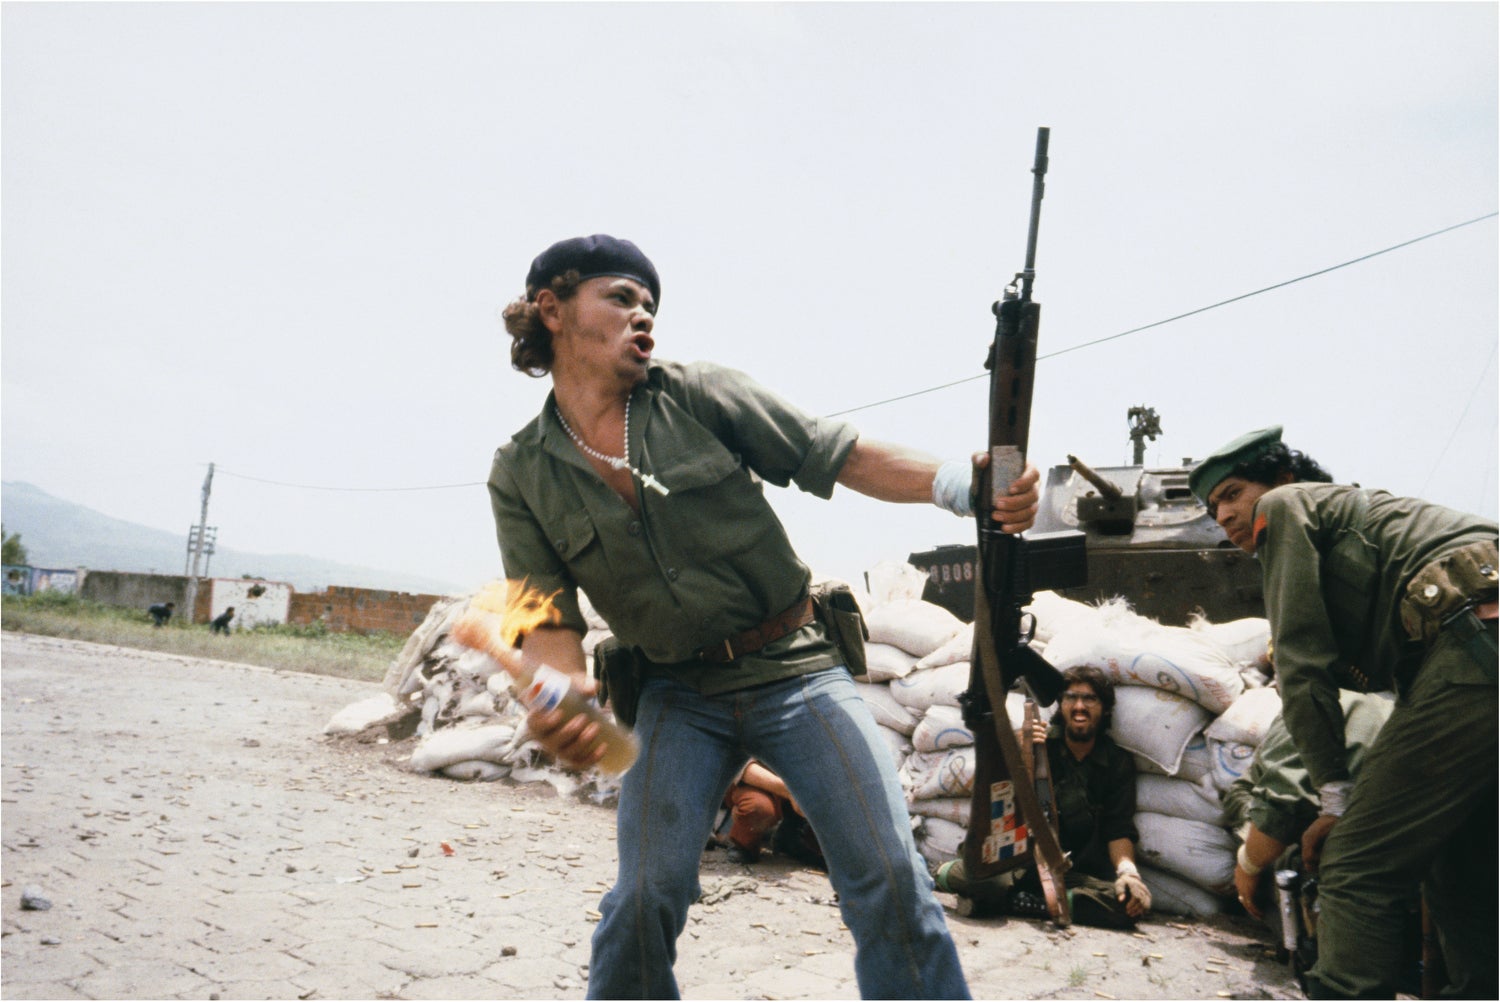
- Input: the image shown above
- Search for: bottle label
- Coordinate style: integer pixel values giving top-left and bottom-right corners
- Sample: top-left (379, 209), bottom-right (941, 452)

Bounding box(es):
top-left (522, 664), bottom-right (570, 712)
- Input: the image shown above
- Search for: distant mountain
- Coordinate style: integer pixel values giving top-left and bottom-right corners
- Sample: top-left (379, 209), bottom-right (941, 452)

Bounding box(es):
top-left (1, 481), bottom-right (465, 596)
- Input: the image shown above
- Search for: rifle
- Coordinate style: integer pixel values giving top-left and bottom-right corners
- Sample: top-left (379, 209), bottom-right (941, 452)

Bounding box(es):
top-left (959, 127), bottom-right (1088, 926)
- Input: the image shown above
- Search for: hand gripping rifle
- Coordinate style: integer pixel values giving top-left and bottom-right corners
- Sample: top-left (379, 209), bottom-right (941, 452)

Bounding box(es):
top-left (958, 127), bottom-right (1088, 926)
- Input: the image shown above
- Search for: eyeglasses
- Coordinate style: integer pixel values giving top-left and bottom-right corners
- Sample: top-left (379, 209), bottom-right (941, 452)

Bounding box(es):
top-left (1060, 692), bottom-right (1101, 706)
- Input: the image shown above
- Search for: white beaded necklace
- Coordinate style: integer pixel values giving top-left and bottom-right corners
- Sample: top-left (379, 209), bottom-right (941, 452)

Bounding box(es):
top-left (554, 397), bottom-right (670, 497)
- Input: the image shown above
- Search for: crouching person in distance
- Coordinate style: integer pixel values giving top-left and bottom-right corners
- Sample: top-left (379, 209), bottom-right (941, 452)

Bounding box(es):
top-left (937, 665), bottom-right (1150, 929)
top-left (488, 235), bottom-right (1041, 1000)
top-left (1191, 425), bottom-right (1497, 1000)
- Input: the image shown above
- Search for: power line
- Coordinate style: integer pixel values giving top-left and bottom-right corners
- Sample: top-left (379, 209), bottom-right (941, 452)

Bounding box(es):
top-left (1418, 339), bottom-right (1499, 497)
top-left (218, 211), bottom-right (1496, 492)
top-left (828, 212), bottom-right (1498, 417)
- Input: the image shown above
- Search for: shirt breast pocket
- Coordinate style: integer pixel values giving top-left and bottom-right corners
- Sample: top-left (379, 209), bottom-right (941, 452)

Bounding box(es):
top-left (549, 507), bottom-right (605, 576)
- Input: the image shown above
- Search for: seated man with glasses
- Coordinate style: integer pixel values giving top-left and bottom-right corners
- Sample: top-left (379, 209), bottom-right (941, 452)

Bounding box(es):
top-left (940, 664), bottom-right (1150, 927)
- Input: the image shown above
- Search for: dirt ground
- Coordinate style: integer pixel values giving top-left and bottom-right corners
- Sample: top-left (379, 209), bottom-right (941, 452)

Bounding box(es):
top-left (2, 631), bottom-right (1303, 1000)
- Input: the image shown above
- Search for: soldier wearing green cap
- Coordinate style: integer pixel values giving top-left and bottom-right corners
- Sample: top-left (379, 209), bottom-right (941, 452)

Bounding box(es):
top-left (1191, 428), bottom-right (1498, 999)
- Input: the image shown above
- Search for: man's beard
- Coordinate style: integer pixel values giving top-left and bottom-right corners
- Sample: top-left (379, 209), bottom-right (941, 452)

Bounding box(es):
top-left (1065, 718), bottom-right (1098, 744)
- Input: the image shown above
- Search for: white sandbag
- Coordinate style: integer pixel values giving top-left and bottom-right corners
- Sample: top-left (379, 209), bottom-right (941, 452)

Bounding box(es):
top-left (912, 704), bottom-right (975, 753)
top-left (1136, 774), bottom-right (1226, 826)
top-left (853, 680), bottom-right (920, 735)
top-left (900, 747), bottom-right (977, 801)
top-left (454, 691), bottom-right (502, 720)
top-left (1208, 738), bottom-right (1257, 792)
top-left (1044, 603), bottom-right (1246, 713)
top-left (864, 560), bottom-right (931, 606)
top-left (908, 796), bottom-right (972, 828)
top-left (916, 815), bottom-right (967, 863)
top-left (862, 642), bottom-right (921, 683)
top-left (441, 759), bottom-right (510, 782)
top-left (408, 723), bottom-right (519, 773)
top-left (865, 599), bottom-right (964, 658)
top-left (1023, 590), bottom-right (1099, 646)
top-left (1133, 734), bottom-right (1213, 783)
top-left (914, 624), bottom-right (974, 670)
top-left (1108, 686), bottom-right (1213, 774)
top-left (1140, 864), bottom-right (1227, 917)
top-left (1204, 686), bottom-right (1283, 747)
top-left (1188, 614), bottom-right (1271, 669)
top-left (1176, 735), bottom-right (1213, 784)
top-left (1135, 811), bottom-right (1236, 892)
top-left (324, 691), bottom-right (405, 735)
top-left (889, 662), bottom-right (970, 710)
top-left (874, 724), bottom-right (912, 770)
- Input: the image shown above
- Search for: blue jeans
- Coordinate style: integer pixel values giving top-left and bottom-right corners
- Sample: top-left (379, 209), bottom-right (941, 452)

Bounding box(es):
top-left (587, 667), bottom-right (970, 1000)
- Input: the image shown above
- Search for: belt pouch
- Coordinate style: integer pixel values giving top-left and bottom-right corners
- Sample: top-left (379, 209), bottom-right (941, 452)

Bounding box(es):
top-left (593, 637), bottom-right (644, 729)
top-left (811, 581), bottom-right (869, 679)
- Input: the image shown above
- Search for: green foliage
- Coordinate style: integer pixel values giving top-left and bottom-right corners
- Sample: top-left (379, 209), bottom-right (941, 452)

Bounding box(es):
top-left (1, 524), bottom-right (27, 565)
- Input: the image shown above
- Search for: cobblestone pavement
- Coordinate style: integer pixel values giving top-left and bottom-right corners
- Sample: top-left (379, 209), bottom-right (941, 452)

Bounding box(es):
top-left (2, 631), bottom-right (1298, 1000)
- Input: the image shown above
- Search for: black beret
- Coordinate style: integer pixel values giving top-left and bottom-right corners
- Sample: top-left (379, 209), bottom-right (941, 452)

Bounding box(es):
top-left (525, 234), bottom-right (660, 308)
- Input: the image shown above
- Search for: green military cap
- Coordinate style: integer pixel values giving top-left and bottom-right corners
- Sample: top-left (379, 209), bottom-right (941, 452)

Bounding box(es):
top-left (1188, 425), bottom-right (1283, 503)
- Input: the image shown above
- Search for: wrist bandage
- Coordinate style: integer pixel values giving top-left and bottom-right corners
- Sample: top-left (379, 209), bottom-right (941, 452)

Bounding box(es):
top-left (932, 460), bottom-right (974, 517)
top-left (1236, 842), bottom-right (1263, 877)
top-left (1318, 780), bottom-right (1353, 817)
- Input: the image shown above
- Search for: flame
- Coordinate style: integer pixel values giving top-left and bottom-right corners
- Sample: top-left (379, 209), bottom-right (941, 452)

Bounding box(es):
top-left (467, 579), bottom-right (563, 648)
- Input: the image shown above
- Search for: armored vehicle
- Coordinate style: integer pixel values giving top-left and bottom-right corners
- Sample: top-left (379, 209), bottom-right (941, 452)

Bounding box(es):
top-left (909, 453), bottom-right (1265, 627)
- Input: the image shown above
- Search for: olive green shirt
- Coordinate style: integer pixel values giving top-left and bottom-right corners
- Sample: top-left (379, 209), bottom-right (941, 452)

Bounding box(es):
top-left (488, 359), bottom-right (860, 694)
top-left (1222, 691), bottom-right (1394, 846)
top-left (1254, 483), bottom-right (1497, 787)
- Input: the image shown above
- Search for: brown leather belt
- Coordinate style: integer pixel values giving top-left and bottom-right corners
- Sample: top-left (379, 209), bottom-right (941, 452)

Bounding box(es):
top-left (695, 597), bottom-right (816, 664)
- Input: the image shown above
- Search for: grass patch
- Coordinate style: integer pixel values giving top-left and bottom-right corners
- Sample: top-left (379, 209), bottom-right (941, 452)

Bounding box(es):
top-left (1, 592), bottom-right (404, 683)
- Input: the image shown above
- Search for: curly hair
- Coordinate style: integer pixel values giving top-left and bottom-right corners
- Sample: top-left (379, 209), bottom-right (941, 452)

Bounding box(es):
top-left (1061, 664), bottom-right (1115, 727)
top-left (500, 269), bottom-right (583, 377)
top-left (1231, 442), bottom-right (1334, 487)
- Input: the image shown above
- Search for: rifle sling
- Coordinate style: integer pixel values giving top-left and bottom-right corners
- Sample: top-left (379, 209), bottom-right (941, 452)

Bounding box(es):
top-left (966, 562), bottom-right (1072, 924)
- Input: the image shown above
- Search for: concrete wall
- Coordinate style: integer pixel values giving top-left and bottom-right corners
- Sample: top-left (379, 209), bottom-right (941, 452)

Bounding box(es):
top-left (77, 570), bottom-right (444, 635)
top-left (5, 566), bottom-right (86, 597)
top-left (204, 579), bottom-right (293, 631)
top-left (81, 571), bottom-right (192, 615)
top-left (288, 586), bottom-right (445, 635)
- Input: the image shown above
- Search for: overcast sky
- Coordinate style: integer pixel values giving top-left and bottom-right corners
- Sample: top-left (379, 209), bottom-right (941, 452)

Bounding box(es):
top-left (4, 1), bottom-right (1496, 594)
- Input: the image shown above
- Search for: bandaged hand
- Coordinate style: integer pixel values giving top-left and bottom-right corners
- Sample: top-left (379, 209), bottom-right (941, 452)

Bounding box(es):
top-left (1114, 860), bottom-right (1151, 917)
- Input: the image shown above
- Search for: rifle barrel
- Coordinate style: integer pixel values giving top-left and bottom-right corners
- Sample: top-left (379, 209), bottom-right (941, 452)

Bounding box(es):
top-left (1020, 126), bottom-right (1050, 300)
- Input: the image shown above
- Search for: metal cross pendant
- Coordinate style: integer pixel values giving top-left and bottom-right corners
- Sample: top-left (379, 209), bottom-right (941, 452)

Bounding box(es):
top-left (637, 471), bottom-right (670, 497)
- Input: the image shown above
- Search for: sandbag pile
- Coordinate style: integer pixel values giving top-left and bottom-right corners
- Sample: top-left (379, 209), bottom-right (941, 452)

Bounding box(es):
top-left (1041, 594), bottom-right (1280, 915)
top-left (324, 566), bottom-right (1288, 922)
top-left (849, 564), bottom-right (1283, 919)
top-left (323, 593), bottom-right (624, 804)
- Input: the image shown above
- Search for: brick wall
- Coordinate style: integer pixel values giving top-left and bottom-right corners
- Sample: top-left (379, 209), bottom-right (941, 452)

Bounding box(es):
top-left (287, 585), bottom-right (445, 635)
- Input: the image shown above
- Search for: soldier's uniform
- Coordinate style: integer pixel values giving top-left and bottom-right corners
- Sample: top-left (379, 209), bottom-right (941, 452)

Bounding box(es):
top-left (1222, 691), bottom-right (1394, 852)
top-left (1192, 430), bottom-right (1498, 999)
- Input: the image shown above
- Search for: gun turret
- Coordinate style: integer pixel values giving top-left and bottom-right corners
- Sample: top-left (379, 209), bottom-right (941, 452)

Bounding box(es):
top-left (1067, 454), bottom-right (1139, 534)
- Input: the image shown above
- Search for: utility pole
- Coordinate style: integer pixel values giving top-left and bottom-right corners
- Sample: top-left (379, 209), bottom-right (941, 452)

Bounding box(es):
top-left (183, 463), bottom-right (216, 624)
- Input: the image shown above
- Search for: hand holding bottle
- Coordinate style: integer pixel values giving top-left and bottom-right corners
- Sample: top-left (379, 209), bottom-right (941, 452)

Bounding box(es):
top-left (450, 613), bottom-right (638, 776)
